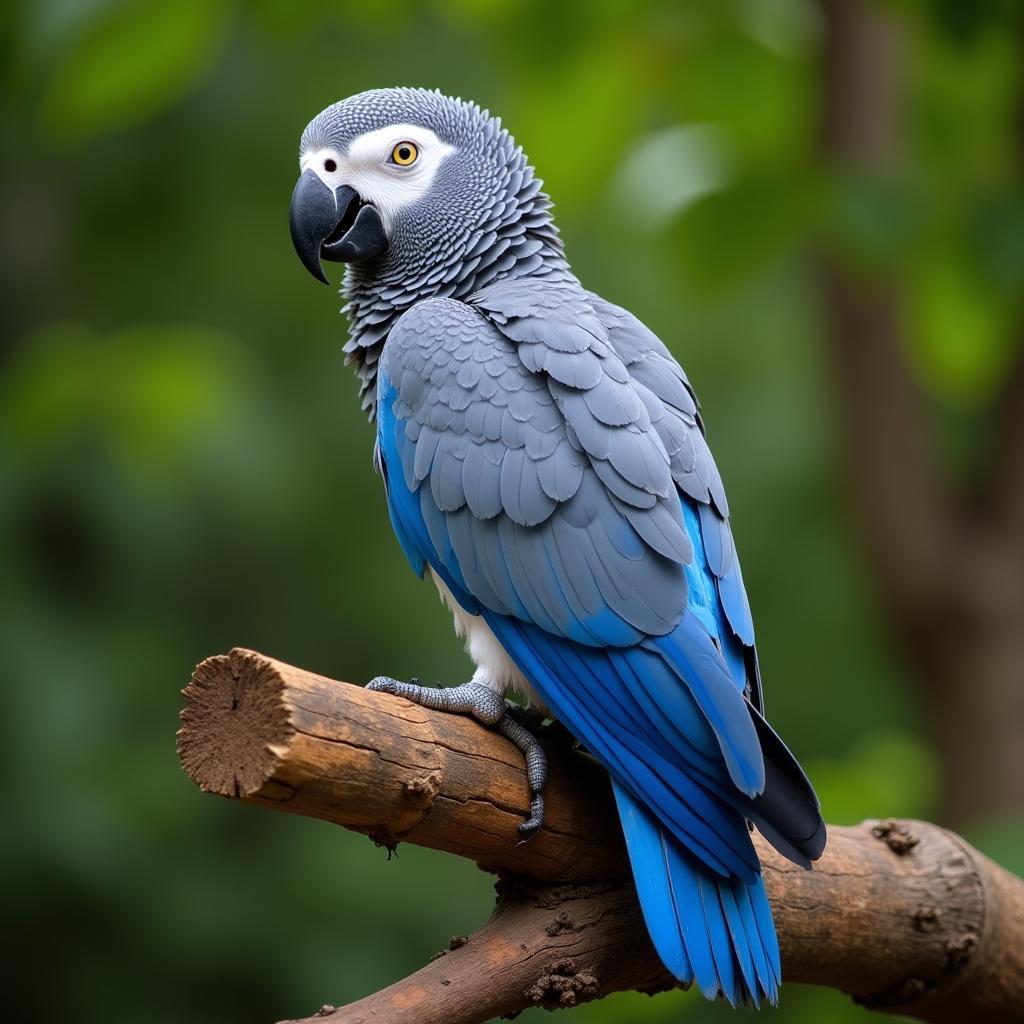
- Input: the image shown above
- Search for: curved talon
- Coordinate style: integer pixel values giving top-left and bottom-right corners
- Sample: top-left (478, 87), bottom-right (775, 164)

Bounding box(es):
top-left (517, 794), bottom-right (545, 841)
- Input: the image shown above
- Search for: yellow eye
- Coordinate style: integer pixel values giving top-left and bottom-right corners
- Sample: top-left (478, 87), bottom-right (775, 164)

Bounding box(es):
top-left (391, 141), bottom-right (419, 166)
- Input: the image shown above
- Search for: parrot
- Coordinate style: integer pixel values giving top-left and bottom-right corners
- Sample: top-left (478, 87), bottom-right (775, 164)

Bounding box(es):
top-left (288, 87), bottom-right (826, 1007)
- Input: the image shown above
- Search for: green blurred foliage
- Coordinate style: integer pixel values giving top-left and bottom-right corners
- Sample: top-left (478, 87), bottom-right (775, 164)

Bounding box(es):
top-left (1, 1), bottom-right (1021, 1022)
top-left (37, 0), bottom-right (233, 143)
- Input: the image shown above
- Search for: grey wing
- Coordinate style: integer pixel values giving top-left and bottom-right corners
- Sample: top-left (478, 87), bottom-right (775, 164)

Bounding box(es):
top-left (472, 280), bottom-right (695, 566)
top-left (378, 296), bottom-right (689, 647)
top-left (584, 291), bottom-right (761, 706)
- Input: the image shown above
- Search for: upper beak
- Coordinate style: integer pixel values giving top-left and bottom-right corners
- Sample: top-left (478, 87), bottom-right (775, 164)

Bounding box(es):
top-left (289, 170), bottom-right (388, 284)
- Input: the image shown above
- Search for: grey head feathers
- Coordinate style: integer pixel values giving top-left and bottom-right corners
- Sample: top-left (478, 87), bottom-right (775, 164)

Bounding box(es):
top-left (300, 88), bottom-right (574, 415)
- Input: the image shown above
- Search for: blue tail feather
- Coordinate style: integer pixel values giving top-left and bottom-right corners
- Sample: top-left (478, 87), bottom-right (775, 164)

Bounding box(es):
top-left (748, 872), bottom-right (783, 989)
top-left (670, 841), bottom-right (728, 1000)
top-left (733, 876), bottom-right (775, 994)
top-left (612, 783), bottom-right (693, 980)
top-left (717, 876), bottom-right (757, 1001)
top-left (613, 782), bottom-right (780, 1006)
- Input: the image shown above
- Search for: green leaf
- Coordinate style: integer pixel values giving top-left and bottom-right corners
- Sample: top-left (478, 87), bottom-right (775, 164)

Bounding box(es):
top-left (38, 0), bottom-right (232, 143)
top-left (908, 246), bottom-right (1015, 408)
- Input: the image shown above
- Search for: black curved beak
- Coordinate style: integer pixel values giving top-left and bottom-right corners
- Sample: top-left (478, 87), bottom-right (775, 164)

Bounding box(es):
top-left (289, 170), bottom-right (388, 284)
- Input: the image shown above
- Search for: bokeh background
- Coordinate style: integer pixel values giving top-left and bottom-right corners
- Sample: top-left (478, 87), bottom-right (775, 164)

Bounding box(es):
top-left (3, 1), bottom-right (1023, 1022)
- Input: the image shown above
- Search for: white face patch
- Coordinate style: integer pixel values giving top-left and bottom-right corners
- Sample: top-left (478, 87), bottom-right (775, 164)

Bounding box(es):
top-left (300, 123), bottom-right (456, 233)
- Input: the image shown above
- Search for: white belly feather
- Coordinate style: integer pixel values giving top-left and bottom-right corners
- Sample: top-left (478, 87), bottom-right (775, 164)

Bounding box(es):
top-left (429, 568), bottom-right (550, 715)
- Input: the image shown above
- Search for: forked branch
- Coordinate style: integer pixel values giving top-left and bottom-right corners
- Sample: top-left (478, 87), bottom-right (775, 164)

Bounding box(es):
top-left (178, 649), bottom-right (1024, 1024)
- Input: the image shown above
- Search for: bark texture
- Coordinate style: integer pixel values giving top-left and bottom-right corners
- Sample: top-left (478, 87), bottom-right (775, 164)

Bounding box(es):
top-left (178, 649), bottom-right (1024, 1024)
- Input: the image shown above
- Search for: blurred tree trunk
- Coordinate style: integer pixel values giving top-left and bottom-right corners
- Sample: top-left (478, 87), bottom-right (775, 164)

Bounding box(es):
top-left (818, 0), bottom-right (1024, 826)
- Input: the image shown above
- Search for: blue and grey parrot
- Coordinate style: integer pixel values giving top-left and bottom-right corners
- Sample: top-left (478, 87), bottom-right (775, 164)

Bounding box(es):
top-left (289, 88), bottom-right (825, 1007)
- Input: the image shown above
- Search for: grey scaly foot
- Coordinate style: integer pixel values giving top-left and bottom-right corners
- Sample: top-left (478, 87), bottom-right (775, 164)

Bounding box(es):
top-left (366, 677), bottom-right (547, 839)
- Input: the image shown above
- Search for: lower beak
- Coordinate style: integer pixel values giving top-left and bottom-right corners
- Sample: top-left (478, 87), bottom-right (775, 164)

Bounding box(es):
top-left (289, 170), bottom-right (388, 284)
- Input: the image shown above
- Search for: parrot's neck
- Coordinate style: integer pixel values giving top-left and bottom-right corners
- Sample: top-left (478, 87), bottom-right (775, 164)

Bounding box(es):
top-left (340, 188), bottom-right (574, 420)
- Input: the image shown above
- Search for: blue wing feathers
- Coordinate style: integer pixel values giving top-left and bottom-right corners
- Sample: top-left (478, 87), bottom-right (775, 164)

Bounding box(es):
top-left (379, 457), bottom-right (426, 577)
top-left (493, 616), bottom-right (755, 877)
top-left (655, 620), bottom-right (764, 797)
top-left (374, 292), bottom-right (822, 1006)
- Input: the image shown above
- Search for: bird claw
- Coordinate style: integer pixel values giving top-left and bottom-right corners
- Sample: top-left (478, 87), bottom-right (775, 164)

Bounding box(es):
top-left (366, 676), bottom-right (548, 837)
top-left (517, 793), bottom-right (545, 842)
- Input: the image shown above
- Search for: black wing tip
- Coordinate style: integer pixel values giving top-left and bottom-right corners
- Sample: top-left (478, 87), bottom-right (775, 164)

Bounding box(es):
top-left (750, 813), bottom-right (827, 868)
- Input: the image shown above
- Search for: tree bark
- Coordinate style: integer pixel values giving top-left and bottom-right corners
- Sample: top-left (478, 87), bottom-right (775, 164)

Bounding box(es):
top-left (178, 649), bottom-right (1024, 1024)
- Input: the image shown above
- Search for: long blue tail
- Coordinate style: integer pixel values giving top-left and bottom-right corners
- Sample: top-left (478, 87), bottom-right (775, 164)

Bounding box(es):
top-left (613, 781), bottom-right (781, 1006)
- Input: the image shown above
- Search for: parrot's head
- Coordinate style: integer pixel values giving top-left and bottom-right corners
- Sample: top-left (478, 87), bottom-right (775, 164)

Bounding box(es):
top-left (289, 87), bottom-right (559, 290)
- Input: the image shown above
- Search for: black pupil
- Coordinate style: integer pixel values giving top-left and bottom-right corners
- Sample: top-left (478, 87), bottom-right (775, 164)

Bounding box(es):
top-left (324, 159), bottom-right (336, 172)
top-left (398, 147), bottom-right (410, 160)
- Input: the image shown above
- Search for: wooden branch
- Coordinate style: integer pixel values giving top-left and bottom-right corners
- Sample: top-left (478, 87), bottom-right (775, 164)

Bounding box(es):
top-left (178, 649), bottom-right (1024, 1024)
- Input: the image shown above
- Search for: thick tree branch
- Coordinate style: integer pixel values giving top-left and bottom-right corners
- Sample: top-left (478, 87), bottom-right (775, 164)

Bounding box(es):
top-left (178, 649), bottom-right (1024, 1024)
